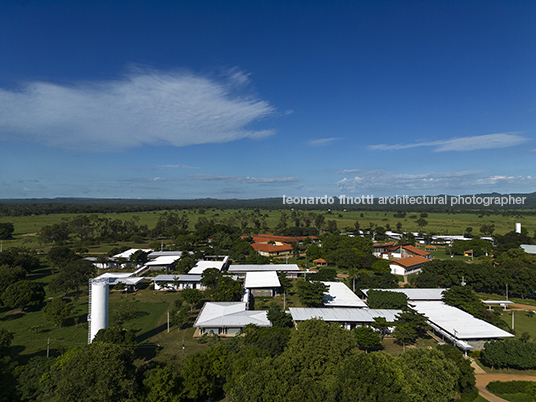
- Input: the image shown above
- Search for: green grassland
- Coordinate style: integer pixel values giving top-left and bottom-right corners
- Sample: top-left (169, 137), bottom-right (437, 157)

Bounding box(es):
top-left (1, 208), bottom-right (535, 252)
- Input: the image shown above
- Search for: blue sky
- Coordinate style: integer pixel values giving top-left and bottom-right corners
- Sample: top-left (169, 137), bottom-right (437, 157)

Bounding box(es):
top-left (0, 0), bottom-right (534, 200)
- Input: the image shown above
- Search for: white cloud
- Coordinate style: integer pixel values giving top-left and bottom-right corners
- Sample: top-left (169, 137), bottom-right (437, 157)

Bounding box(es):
top-left (369, 133), bottom-right (528, 152)
top-left (189, 174), bottom-right (300, 184)
top-left (307, 137), bottom-right (344, 147)
top-left (334, 169), bottom-right (535, 193)
top-left (0, 68), bottom-right (276, 151)
top-left (159, 164), bottom-right (201, 169)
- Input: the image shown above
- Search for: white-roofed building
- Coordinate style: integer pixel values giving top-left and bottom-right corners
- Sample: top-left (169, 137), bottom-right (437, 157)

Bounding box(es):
top-left (289, 307), bottom-right (400, 330)
top-left (93, 272), bottom-right (144, 291)
top-left (322, 282), bottom-right (367, 308)
top-left (362, 288), bottom-right (447, 301)
top-left (194, 302), bottom-right (271, 336)
top-left (411, 301), bottom-right (514, 350)
top-left (113, 248), bottom-right (153, 260)
top-left (151, 274), bottom-right (204, 291)
top-left (521, 244), bottom-right (536, 255)
top-left (228, 264), bottom-right (301, 278)
top-left (188, 259), bottom-right (228, 275)
top-left (244, 271), bottom-right (281, 297)
top-left (147, 251), bottom-right (184, 259)
top-left (145, 255), bottom-right (181, 271)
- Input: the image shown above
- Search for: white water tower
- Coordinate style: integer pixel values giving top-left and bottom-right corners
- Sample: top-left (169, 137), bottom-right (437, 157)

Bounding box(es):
top-left (515, 223), bottom-right (521, 234)
top-left (88, 278), bottom-right (109, 343)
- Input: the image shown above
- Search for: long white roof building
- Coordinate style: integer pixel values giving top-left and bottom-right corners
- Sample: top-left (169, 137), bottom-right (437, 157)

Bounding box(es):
top-left (322, 282), bottom-right (368, 308)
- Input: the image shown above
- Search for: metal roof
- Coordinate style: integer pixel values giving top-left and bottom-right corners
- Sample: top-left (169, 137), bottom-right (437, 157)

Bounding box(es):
top-left (363, 288), bottom-right (447, 301)
top-left (521, 244), bottom-right (536, 255)
top-left (188, 260), bottom-right (226, 275)
top-left (194, 302), bottom-right (271, 328)
top-left (289, 308), bottom-right (401, 323)
top-left (145, 256), bottom-right (181, 266)
top-left (148, 251), bottom-right (184, 259)
top-left (228, 264), bottom-right (301, 273)
top-left (113, 249), bottom-right (152, 259)
top-left (151, 274), bottom-right (202, 282)
top-left (322, 282), bottom-right (367, 307)
top-left (245, 271), bottom-right (281, 289)
top-left (411, 301), bottom-right (514, 340)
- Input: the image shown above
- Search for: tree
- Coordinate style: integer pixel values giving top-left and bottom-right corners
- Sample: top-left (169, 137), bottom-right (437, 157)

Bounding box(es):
top-left (277, 272), bottom-right (292, 294)
top-left (436, 344), bottom-right (476, 394)
top-left (398, 348), bottom-right (460, 402)
top-left (142, 363), bottom-right (183, 402)
top-left (415, 218), bottom-right (428, 231)
top-left (267, 305), bottom-right (293, 328)
top-left (393, 306), bottom-right (430, 349)
top-left (181, 288), bottom-right (203, 311)
top-left (49, 259), bottom-right (96, 296)
top-left (0, 265), bottom-right (26, 301)
top-left (0, 248), bottom-right (41, 273)
top-left (371, 316), bottom-right (390, 339)
top-left (367, 290), bottom-right (408, 309)
top-left (43, 298), bottom-right (73, 327)
top-left (0, 222), bottom-right (14, 240)
top-left (47, 247), bottom-right (78, 270)
top-left (295, 281), bottom-right (327, 307)
top-left (129, 250), bottom-right (148, 267)
top-left (93, 327), bottom-right (136, 345)
top-left (354, 325), bottom-right (381, 352)
top-left (39, 342), bottom-right (138, 402)
top-left (2, 280), bottom-right (45, 310)
top-left (371, 259), bottom-right (391, 275)
top-left (201, 268), bottom-right (221, 289)
top-left (211, 276), bottom-right (243, 302)
top-left (0, 329), bottom-right (14, 356)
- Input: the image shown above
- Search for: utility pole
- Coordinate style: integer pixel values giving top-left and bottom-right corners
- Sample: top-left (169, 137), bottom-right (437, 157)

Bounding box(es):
top-left (167, 310), bottom-right (170, 333)
top-left (512, 310), bottom-right (515, 330)
top-left (283, 292), bottom-right (286, 310)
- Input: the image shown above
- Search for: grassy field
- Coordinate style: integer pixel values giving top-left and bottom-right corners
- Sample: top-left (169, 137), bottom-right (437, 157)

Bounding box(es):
top-left (1, 208), bottom-right (535, 251)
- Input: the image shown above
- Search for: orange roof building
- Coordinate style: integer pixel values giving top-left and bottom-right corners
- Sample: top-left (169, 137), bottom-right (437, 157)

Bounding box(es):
top-left (251, 243), bottom-right (292, 257)
top-left (389, 256), bottom-right (429, 276)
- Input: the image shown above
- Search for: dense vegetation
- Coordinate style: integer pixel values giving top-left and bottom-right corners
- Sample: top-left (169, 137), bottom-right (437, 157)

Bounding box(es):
top-left (481, 339), bottom-right (536, 370)
top-left (0, 319), bottom-right (476, 402)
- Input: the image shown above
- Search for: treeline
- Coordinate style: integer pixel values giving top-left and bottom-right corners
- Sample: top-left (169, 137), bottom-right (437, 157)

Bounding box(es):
top-left (412, 251), bottom-right (536, 299)
top-left (482, 339), bottom-right (536, 370)
top-left (2, 193), bottom-right (536, 217)
top-left (0, 320), bottom-right (477, 402)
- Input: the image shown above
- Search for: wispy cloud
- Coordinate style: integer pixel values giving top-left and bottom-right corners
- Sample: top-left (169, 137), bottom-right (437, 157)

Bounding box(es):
top-left (159, 164), bottom-right (201, 169)
top-left (0, 68), bottom-right (276, 151)
top-left (307, 137), bottom-right (344, 147)
top-left (335, 169), bottom-right (535, 193)
top-left (189, 174), bottom-right (300, 184)
top-left (123, 177), bottom-right (183, 183)
top-left (368, 133), bottom-right (528, 152)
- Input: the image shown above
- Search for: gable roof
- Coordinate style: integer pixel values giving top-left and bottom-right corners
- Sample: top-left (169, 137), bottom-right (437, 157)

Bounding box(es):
top-left (188, 260), bottom-right (226, 275)
top-left (390, 256), bottom-right (429, 268)
top-left (193, 302), bottom-right (271, 328)
top-left (402, 245), bottom-right (430, 257)
top-left (251, 243), bottom-right (292, 253)
top-left (322, 281), bottom-right (368, 308)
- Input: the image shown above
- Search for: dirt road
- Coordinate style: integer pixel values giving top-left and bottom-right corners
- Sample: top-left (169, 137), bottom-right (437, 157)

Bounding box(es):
top-left (474, 373), bottom-right (536, 402)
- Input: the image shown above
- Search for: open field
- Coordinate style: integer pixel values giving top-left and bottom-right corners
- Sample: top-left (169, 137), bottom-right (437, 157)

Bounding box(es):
top-left (1, 209), bottom-right (535, 251)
